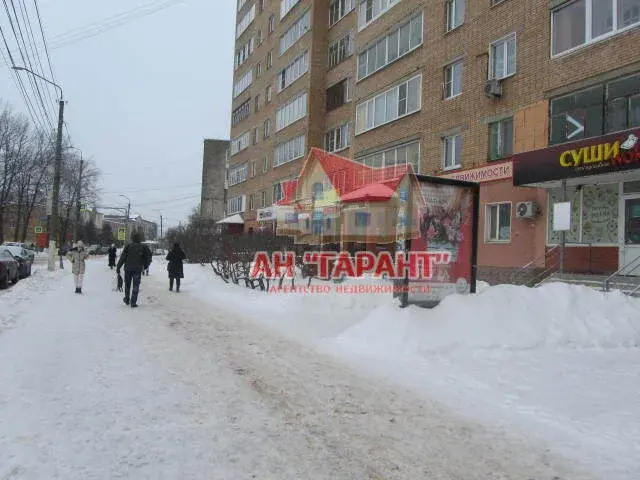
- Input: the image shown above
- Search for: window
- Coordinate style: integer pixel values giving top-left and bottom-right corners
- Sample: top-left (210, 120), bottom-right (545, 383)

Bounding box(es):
top-left (256, 29), bottom-right (263, 45)
top-left (249, 193), bottom-right (255, 210)
top-left (263, 155), bottom-right (269, 172)
top-left (266, 85), bottom-right (273, 103)
top-left (280, 9), bottom-right (311, 55)
top-left (443, 134), bottom-right (462, 170)
top-left (552, 0), bottom-right (640, 56)
top-left (355, 74), bottom-right (421, 135)
top-left (252, 127), bottom-right (259, 145)
top-left (312, 182), bottom-right (324, 200)
top-left (276, 91), bottom-right (308, 131)
top-left (255, 62), bottom-right (262, 78)
top-left (254, 94), bottom-right (260, 112)
top-left (328, 31), bottom-right (354, 68)
top-left (228, 163), bottom-right (248, 186)
top-left (235, 37), bottom-right (255, 69)
top-left (238, 0), bottom-right (249, 11)
top-left (269, 15), bottom-right (276, 34)
top-left (606, 72), bottom-right (640, 132)
top-left (267, 50), bottom-right (273, 69)
top-left (325, 123), bottom-right (352, 152)
top-left (326, 79), bottom-right (351, 111)
top-left (237, 4), bottom-right (256, 38)
top-left (489, 33), bottom-right (516, 80)
top-left (445, 0), bottom-right (465, 32)
top-left (357, 140), bottom-right (420, 172)
top-left (227, 196), bottom-right (244, 214)
top-left (231, 98), bottom-right (252, 127)
top-left (230, 131), bottom-right (250, 155)
top-left (251, 160), bottom-right (257, 177)
top-left (233, 69), bottom-right (253, 98)
top-left (358, 0), bottom-right (401, 31)
top-left (355, 212), bottom-right (371, 227)
top-left (330, 0), bottom-right (355, 26)
top-left (277, 51), bottom-right (309, 91)
top-left (264, 118), bottom-right (271, 138)
top-left (488, 117), bottom-right (514, 160)
top-left (281, 0), bottom-right (301, 18)
top-left (486, 203), bottom-right (511, 242)
top-left (357, 12), bottom-right (423, 81)
top-left (443, 59), bottom-right (463, 99)
top-left (261, 190), bottom-right (267, 207)
top-left (273, 182), bottom-right (284, 202)
top-left (274, 134), bottom-right (306, 166)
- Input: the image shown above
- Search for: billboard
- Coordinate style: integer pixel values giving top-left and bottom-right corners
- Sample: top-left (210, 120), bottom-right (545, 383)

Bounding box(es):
top-left (399, 175), bottom-right (479, 308)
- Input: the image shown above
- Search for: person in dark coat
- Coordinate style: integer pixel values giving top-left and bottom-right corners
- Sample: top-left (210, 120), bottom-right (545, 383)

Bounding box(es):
top-left (116, 232), bottom-right (152, 308)
top-left (166, 243), bottom-right (186, 292)
top-left (107, 244), bottom-right (117, 269)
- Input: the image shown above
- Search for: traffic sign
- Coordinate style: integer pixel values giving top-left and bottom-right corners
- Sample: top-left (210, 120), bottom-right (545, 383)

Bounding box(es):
top-left (117, 228), bottom-right (126, 241)
top-left (34, 226), bottom-right (43, 234)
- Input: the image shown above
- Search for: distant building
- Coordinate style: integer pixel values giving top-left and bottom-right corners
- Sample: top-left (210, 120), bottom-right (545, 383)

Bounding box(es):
top-left (200, 139), bottom-right (229, 221)
top-left (102, 214), bottom-right (157, 241)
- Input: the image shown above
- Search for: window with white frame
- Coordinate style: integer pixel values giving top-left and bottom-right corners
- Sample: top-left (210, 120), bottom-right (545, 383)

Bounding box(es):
top-left (274, 134), bottom-right (306, 166)
top-left (445, 0), bottom-right (465, 32)
top-left (255, 62), bottom-right (262, 78)
top-left (228, 163), bottom-right (248, 186)
top-left (552, 0), bottom-right (640, 56)
top-left (325, 123), bottom-right (352, 152)
top-left (328, 31), bottom-right (354, 68)
top-left (358, 0), bottom-right (401, 31)
top-left (233, 69), bottom-right (253, 98)
top-left (264, 118), bottom-right (271, 138)
top-left (251, 160), bottom-right (257, 177)
top-left (281, 0), bottom-right (301, 19)
top-left (276, 91), bottom-right (307, 131)
top-left (280, 9), bottom-right (311, 55)
top-left (355, 74), bottom-right (421, 135)
top-left (266, 85), bottom-right (272, 103)
top-left (256, 28), bottom-right (263, 45)
top-left (252, 127), bottom-right (259, 145)
top-left (443, 133), bottom-right (462, 170)
top-left (269, 15), bottom-right (276, 34)
top-left (231, 99), bottom-right (252, 127)
top-left (238, 0), bottom-right (249, 11)
top-left (277, 51), bottom-right (309, 92)
top-left (326, 78), bottom-right (351, 111)
top-left (443, 59), bottom-right (463, 99)
top-left (227, 195), bottom-right (244, 215)
top-left (235, 37), bottom-right (254, 70)
top-left (263, 155), bottom-right (269, 172)
top-left (357, 140), bottom-right (420, 172)
top-left (249, 193), bottom-right (255, 210)
top-left (273, 182), bottom-right (284, 202)
top-left (489, 33), bottom-right (516, 80)
top-left (230, 131), bottom-right (250, 156)
top-left (486, 202), bottom-right (511, 242)
top-left (261, 190), bottom-right (267, 207)
top-left (236, 4), bottom-right (256, 39)
top-left (267, 50), bottom-right (273, 69)
top-left (488, 117), bottom-right (513, 161)
top-left (357, 12), bottom-right (423, 81)
top-left (330, 0), bottom-right (355, 26)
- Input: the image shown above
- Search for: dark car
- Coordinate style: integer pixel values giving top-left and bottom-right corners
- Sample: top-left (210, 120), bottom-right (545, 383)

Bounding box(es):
top-left (0, 248), bottom-right (20, 288)
top-left (4, 245), bottom-right (32, 278)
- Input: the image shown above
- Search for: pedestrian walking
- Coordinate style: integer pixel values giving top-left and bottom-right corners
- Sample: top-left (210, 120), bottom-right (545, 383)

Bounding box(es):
top-left (116, 232), bottom-right (152, 308)
top-left (166, 242), bottom-right (186, 292)
top-left (107, 244), bottom-right (117, 270)
top-left (67, 240), bottom-right (89, 294)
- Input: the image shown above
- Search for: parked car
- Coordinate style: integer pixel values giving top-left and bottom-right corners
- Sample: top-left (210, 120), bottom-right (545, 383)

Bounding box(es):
top-left (0, 248), bottom-right (20, 288)
top-left (2, 242), bottom-right (35, 264)
top-left (3, 245), bottom-right (32, 278)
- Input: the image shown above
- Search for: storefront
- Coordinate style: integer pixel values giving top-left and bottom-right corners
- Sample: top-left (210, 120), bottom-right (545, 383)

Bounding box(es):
top-left (513, 127), bottom-right (640, 275)
top-left (255, 206), bottom-right (276, 234)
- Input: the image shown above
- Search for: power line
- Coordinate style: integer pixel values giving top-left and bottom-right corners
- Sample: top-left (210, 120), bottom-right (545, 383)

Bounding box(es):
top-left (32, 0), bottom-right (55, 86)
top-left (101, 182), bottom-right (201, 194)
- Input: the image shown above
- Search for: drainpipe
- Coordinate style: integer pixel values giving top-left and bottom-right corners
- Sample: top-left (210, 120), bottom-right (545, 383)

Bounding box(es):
top-left (560, 179), bottom-right (567, 276)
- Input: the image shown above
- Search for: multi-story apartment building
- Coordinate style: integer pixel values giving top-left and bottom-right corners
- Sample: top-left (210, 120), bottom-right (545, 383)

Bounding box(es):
top-left (228, 0), bottom-right (640, 282)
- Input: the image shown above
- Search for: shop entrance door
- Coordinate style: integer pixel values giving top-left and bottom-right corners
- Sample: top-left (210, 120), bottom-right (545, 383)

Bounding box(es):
top-left (619, 194), bottom-right (640, 275)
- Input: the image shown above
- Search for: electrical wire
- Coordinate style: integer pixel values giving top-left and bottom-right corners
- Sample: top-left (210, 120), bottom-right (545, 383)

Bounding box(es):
top-left (32, 0), bottom-right (55, 87)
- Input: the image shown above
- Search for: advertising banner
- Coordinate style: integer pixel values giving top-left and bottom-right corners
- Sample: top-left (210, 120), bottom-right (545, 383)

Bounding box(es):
top-left (402, 175), bottom-right (479, 308)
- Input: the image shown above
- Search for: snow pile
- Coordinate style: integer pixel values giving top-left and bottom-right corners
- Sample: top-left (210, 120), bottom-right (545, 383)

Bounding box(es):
top-left (333, 283), bottom-right (640, 356)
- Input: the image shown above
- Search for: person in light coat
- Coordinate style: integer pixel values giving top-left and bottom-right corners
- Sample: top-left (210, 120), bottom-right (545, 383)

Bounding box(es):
top-left (67, 240), bottom-right (89, 294)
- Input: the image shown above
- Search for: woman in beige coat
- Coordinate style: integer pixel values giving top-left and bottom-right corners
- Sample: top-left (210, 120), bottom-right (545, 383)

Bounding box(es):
top-left (67, 240), bottom-right (89, 294)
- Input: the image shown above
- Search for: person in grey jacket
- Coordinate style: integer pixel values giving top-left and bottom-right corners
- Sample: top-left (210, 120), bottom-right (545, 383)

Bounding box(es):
top-left (67, 240), bottom-right (89, 294)
top-left (116, 232), bottom-right (152, 308)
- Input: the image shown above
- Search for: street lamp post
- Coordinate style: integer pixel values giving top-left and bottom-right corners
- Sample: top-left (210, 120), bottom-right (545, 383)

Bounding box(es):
top-left (13, 66), bottom-right (64, 272)
top-left (68, 147), bottom-right (83, 242)
top-left (120, 194), bottom-right (131, 242)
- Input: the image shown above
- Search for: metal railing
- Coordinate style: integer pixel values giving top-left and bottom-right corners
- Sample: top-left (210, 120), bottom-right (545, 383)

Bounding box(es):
top-left (510, 245), bottom-right (561, 287)
top-left (602, 254), bottom-right (640, 291)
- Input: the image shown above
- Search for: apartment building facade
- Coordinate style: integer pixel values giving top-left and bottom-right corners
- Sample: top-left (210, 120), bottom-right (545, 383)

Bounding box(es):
top-left (228, 0), bottom-right (640, 281)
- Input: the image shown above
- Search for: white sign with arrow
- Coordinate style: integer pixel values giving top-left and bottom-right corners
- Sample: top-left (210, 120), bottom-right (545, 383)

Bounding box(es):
top-left (566, 114), bottom-right (585, 140)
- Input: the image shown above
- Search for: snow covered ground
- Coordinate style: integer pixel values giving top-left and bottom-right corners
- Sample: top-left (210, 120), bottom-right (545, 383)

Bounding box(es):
top-left (0, 256), bottom-right (636, 479)
top-left (179, 261), bottom-right (640, 480)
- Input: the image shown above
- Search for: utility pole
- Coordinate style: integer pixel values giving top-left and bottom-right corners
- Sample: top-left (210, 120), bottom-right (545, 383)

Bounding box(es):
top-left (73, 152), bottom-right (84, 242)
top-left (160, 215), bottom-right (163, 238)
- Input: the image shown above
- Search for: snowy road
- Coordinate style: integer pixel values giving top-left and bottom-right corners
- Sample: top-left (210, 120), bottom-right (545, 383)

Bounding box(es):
top-left (0, 259), bottom-right (599, 479)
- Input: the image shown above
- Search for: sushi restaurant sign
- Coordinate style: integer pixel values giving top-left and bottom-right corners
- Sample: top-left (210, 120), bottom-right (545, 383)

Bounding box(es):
top-left (514, 128), bottom-right (640, 186)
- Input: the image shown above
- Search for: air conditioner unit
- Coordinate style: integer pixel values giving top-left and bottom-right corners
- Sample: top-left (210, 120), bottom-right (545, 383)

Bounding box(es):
top-left (515, 201), bottom-right (537, 219)
top-left (484, 78), bottom-right (503, 98)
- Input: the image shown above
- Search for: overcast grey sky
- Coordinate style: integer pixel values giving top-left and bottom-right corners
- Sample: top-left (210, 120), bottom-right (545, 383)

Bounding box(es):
top-left (0, 0), bottom-right (234, 232)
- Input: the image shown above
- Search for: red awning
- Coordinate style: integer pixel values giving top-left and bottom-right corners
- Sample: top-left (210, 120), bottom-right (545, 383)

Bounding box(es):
top-left (340, 183), bottom-right (396, 203)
